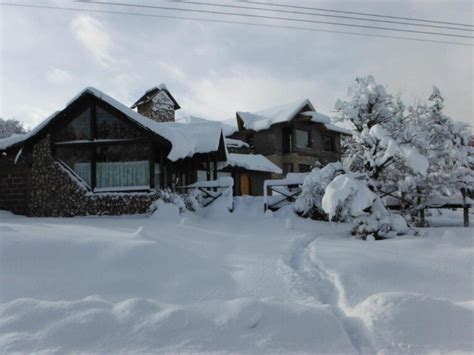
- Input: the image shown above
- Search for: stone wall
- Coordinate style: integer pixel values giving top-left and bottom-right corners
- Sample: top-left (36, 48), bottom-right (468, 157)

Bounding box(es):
top-left (29, 136), bottom-right (160, 217)
top-left (0, 157), bottom-right (31, 215)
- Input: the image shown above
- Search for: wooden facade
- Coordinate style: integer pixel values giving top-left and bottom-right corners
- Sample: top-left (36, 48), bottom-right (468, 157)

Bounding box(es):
top-left (229, 108), bottom-right (345, 177)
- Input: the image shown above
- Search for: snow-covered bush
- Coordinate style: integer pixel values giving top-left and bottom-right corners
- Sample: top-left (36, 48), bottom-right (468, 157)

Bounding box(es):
top-left (322, 174), bottom-right (376, 221)
top-left (149, 189), bottom-right (203, 214)
top-left (0, 118), bottom-right (28, 139)
top-left (321, 173), bottom-right (410, 240)
top-left (294, 162), bottom-right (346, 218)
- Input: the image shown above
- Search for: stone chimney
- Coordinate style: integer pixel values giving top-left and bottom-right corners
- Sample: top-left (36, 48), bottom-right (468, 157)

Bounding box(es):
top-left (132, 84), bottom-right (180, 122)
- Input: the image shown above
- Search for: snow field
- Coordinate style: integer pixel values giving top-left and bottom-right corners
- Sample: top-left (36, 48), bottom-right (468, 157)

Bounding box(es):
top-left (0, 199), bottom-right (472, 353)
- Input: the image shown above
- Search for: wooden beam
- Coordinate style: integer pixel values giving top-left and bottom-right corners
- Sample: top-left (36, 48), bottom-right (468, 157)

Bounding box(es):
top-left (212, 155), bottom-right (218, 180)
top-left (206, 155), bottom-right (211, 181)
top-left (90, 99), bottom-right (97, 189)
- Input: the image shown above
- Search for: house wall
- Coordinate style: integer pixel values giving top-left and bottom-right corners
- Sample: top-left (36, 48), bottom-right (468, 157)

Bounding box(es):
top-left (28, 136), bottom-right (159, 217)
top-left (229, 116), bottom-right (342, 177)
top-left (0, 156), bottom-right (31, 215)
top-left (223, 168), bottom-right (270, 196)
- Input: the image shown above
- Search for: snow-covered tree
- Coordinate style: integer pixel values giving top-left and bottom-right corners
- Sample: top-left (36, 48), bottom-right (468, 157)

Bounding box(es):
top-left (0, 118), bottom-right (28, 139)
top-left (334, 76), bottom-right (429, 218)
top-left (405, 88), bottom-right (473, 205)
top-left (297, 77), bottom-right (470, 237)
top-left (299, 76), bottom-right (427, 237)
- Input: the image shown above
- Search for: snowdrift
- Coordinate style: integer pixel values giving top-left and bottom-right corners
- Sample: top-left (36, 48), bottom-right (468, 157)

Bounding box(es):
top-left (0, 297), bottom-right (354, 353)
top-left (354, 292), bottom-right (473, 353)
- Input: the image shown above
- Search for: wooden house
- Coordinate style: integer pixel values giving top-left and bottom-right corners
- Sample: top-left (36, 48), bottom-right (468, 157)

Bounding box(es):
top-left (0, 87), bottom-right (230, 216)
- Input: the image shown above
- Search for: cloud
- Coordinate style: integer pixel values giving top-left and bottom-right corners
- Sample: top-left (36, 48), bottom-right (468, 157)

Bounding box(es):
top-left (70, 15), bottom-right (114, 66)
top-left (177, 68), bottom-right (336, 120)
top-left (45, 68), bottom-right (75, 84)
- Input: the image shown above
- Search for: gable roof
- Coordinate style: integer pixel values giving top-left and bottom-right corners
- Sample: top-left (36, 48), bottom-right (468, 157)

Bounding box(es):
top-left (0, 87), bottom-right (225, 161)
top-left (131, 83), bottom-right (181, 110)
top-left (236, 99), bottom-right (351, 135)
top-left (237, 98), bottom-right (314, 132)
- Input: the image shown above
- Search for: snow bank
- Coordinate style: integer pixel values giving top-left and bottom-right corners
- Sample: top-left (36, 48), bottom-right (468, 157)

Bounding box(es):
top-left (0, 203), bottom-right (472, 353)
top-left (354, 292), bottom-right (474, 353)
top-left (0, 296), bottom-right (354, 353)
top-left (149, 200), bottom-right (181, 221)
top-left (310, 227), bottom-right (474, 307)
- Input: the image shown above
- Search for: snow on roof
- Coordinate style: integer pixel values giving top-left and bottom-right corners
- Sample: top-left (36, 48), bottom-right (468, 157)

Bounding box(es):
top-left (225, 138), bottom-right (249, 148)
top-left (302, 110), bottom-right (331, 124)
top-left (220, 117), bottom-right (238, 136)
top-left (87, 88), bottom-right (225, 161)
top-left (302, 111), bottom-right (352, 135)
top-left (237, 99), bottom-right (314, 132)
top-left (218, 153), bottom-right (282, 174)
top-left (0, 88), bottom-right (223, 161)
top-left (176, 114), bottom-right (238, 137)
top-left (324, 123), bottom-right (352, 135)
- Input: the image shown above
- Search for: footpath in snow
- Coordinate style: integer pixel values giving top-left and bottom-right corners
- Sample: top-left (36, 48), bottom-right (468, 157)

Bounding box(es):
top-left (0, 198), bottom-right (472, 353)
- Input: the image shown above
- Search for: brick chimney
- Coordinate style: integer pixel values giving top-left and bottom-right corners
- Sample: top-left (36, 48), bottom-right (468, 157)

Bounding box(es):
top-left (131, 84), bottom-right (180, 122)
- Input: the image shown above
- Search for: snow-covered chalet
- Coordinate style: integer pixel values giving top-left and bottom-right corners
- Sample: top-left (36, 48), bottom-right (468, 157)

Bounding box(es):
top-left (0, 85), bottom-right (348, 216)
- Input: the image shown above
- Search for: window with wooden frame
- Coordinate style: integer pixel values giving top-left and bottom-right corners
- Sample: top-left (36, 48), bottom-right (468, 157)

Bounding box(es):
top-left (52, 100), bottom-right (154, 192)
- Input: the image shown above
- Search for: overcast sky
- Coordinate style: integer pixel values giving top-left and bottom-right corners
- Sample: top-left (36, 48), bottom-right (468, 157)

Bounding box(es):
top-left (0, 0), bottom-right (472, 128)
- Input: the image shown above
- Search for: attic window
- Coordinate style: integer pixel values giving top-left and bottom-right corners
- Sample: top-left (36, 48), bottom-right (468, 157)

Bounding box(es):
top-left (295, 129), bottom-right (310, 148)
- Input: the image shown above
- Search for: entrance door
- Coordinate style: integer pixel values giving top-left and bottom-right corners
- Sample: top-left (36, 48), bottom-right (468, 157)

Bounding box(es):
top-left (240, 174), bottom-right (250, 195)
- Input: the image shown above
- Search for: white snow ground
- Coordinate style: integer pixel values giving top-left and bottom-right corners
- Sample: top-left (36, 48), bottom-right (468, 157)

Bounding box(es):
top-left (0, 199), bottom-right (472, 353)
